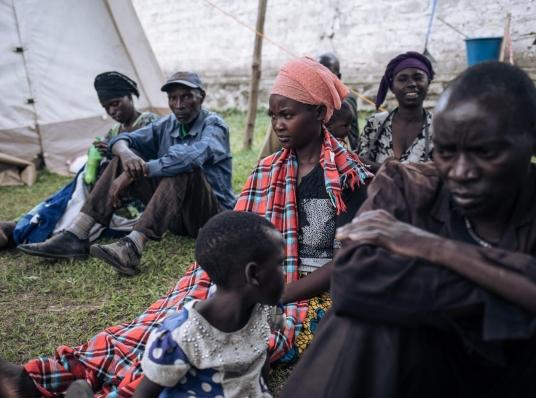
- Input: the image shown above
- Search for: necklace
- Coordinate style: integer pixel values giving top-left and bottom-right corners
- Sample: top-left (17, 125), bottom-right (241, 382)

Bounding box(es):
top-left (464, 217), bottom-right (493, 248)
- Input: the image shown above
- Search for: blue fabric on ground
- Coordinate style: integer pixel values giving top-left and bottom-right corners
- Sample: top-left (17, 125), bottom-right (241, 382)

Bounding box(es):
top-left (13, 170), bottom-right (81, 245)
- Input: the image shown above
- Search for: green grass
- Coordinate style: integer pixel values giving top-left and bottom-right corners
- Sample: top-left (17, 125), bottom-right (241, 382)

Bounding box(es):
top-left (0, 109), bottom-right (269, 364)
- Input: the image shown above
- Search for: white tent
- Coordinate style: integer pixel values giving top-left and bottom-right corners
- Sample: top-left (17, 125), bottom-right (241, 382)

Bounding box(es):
top-left (0, 0), bottom-right (167, 176)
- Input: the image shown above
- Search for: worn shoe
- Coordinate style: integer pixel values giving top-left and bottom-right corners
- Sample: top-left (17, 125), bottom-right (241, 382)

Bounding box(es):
top-left (65, 380), bottom-right (93, 398)
top-left (17, 230), bottom-right (89, 259)
top-left (0, 221), bottom-right (16, 250)
top-left (90, 237), bottom-right (141, 276)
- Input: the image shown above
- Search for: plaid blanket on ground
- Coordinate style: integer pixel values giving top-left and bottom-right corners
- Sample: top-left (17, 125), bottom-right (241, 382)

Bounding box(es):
top-left (24, 265), bottom-right (211, 397)
top-left (24, 129), bottom-right (371, 397)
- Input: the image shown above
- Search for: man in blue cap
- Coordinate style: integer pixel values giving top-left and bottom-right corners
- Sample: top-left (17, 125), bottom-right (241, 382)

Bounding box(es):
top-left (18, 71), bottom-right (236, 276)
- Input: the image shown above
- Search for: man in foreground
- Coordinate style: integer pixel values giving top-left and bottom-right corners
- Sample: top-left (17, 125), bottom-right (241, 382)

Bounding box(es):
top-left (282, 62), bottom-right (536, 397)
top-left (18, 72), bottom-right (236, 275)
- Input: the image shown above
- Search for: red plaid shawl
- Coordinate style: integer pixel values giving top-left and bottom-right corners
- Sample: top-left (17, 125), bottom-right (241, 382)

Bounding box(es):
top-left (234, 129), bottom-right (370, 362)
top-left (24, 129), bottom-right (371, 397)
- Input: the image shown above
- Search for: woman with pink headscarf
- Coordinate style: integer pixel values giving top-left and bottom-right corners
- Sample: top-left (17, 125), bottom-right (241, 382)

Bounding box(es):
top-left (236, 57), bottom-right (372, 362)
top-left (1, 58), bottom-right (371, 397)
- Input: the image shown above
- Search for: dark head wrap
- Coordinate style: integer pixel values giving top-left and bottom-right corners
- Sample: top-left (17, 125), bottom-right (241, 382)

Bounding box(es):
top-left (375, 51), bottom-right (434, 110)
top-left (94, 71), bottom-right (139, 102)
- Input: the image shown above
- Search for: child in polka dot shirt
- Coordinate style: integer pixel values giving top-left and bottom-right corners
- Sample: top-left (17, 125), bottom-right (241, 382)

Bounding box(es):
top-left (134, 211), bottom-right (285, 398)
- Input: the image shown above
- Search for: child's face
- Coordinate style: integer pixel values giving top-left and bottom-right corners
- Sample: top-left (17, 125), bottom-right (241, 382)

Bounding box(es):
top-left (256, 230), bottom-right (286, 306)
top-left (327, 111), bottom-right (353, 141)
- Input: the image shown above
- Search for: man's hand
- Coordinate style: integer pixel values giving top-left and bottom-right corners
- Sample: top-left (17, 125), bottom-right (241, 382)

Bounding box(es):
top-left (336, 209), bottom-right (438, 260)
top-left (93, 140), bottom-right (108, 156)
top-left (119, 152), bottom-right (148, 180)
top-left (110, 172), bottom-right (133, 209)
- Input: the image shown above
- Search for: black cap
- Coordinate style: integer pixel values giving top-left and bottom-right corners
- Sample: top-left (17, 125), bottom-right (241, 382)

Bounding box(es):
top-left (161, 71), bottom-right (205, 92)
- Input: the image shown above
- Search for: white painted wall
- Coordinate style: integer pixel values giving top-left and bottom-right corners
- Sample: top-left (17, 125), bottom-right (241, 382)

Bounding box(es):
top-left (133, 0), bottom-right (536, 110)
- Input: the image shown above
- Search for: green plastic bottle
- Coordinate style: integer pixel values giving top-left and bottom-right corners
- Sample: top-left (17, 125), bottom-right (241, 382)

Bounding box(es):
top-left (84, 137), bottom-right (103, 185)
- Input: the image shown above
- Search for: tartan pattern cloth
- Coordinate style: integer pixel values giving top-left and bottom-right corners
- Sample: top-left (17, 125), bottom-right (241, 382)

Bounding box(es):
top-left (23, 129), bottom-right (371, 396)
top-left (24, 265), bottom-right (211, 397)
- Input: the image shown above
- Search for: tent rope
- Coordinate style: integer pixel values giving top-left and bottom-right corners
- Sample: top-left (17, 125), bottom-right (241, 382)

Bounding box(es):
top-left (202, 0), bottom-right (383, 111)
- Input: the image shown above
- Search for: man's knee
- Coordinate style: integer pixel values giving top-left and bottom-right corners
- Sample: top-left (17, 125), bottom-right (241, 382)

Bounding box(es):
top-left (157, 169), bottom-right (206, 189)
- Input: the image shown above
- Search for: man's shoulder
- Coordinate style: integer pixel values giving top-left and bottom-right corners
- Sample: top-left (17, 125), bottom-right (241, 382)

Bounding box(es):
top-left (380, 160), bottom-right (438, 177)
top-left (154, 113), bottom-right (176, 126)
top-left (200, 109), bottom-right (228, 130)
top-left (377, 160), bottom-right (440, 186)
top-left (142, 114), bottom-right (177, 139)
top-left (373, 161), bottom-right (443, 203)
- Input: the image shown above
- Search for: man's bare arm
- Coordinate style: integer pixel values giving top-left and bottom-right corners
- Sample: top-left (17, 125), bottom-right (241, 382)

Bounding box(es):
top-left (281, 261), bottom-right (334, 304)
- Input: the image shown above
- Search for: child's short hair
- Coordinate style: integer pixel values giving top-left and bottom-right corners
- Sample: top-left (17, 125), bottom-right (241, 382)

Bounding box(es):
top-left (332, 100), bottom-right (354, 122)
top-left (195, 211), bottom-right (281, 288)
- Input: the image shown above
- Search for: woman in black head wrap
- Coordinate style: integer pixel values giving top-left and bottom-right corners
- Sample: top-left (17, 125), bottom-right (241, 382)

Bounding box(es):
top-left (93, 71), bottom-right (158, 155)
top-left (357, 51), bottom-right (435, 173)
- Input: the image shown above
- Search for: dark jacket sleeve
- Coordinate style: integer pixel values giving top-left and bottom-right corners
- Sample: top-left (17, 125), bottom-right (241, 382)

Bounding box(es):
top-left (332, 162), bottom-right (536, 338)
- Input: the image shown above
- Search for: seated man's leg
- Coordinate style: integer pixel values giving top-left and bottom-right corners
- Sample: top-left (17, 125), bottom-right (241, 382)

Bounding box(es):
top-left (17, 158), bottom-right (126, 259)
top-left (169, 168), bottom-right (221, 238)
top-left (280, 310), bottom-right (399, 398)
top-left (491, 338), bottom-right (536, 398)
top-left (138, 168), bottom-right (220, 239)
top-left (91, 168), bottom-right (219, 275)
top-left (282, 308), bottom-right (532, 398)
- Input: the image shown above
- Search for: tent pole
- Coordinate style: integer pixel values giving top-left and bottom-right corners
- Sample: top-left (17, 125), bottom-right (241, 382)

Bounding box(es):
top-left (243, 0), bottom-right (268, 150)
top-left (104, 0), bottom-right (167, 115)
top-left (11, 0), bottom-right (45, 161)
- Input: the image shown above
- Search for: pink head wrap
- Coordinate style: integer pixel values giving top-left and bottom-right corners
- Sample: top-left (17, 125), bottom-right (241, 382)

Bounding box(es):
top-left (271, 57), bottom-right (349, 123)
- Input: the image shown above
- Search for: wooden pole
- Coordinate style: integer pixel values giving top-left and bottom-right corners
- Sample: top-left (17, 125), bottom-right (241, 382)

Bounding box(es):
top-left (243, 0), bottom-right (267, 150)
top-left (499, 13), bottom-right (513, 64)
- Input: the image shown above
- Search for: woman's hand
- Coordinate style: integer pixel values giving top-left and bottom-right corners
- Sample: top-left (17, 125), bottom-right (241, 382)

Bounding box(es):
top-left (110, 172), bottom-right (133, 209)
top-left (93, 140), bottom-right (108, 156)
top-left (336, 209), bottom-right (439, 261)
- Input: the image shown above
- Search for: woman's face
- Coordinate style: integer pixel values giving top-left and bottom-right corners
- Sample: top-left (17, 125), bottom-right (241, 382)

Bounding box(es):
top-left (391, 67), bottom-right (430, 109)
top-left (100, 95), bottom-right (136, 124)
top-left (268, 94), bottom-right (324, 150)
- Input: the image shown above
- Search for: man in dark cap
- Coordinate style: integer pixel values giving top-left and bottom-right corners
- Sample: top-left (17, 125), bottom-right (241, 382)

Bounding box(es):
top-left (18, 71), bottom-right (236, 276)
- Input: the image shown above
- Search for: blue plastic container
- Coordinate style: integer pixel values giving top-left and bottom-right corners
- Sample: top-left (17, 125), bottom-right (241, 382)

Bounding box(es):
top-left (465, 37), bottom-right (503, 66)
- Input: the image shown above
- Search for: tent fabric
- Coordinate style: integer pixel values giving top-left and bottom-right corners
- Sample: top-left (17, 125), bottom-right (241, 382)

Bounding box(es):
top-left (0, 152), bottom-right (37, 186)
top-left (0, 0), bottom-right (167, 175)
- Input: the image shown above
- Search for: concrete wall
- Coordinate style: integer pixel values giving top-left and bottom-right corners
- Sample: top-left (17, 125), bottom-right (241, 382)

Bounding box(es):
top-left (133, 0), bottom-right (536, 111)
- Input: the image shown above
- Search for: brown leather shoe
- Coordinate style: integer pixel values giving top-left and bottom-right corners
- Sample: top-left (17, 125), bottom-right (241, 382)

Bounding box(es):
top-left (90, 237), bottom-right (141, 276)
top-left (0, 221), bottom-right (16, 250)
top-left (17, 230), bottom-right (89, 259)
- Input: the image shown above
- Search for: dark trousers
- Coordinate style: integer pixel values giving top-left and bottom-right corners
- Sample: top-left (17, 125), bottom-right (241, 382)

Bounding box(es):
top-left (81, 157), bottom-right (220, 240)
top-left (281, 310), bottom-right (536, 398)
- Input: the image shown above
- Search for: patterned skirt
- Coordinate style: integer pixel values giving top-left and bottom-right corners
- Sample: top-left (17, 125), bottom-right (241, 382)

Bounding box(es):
top-left (278, 290), bottom-right (332, 363)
